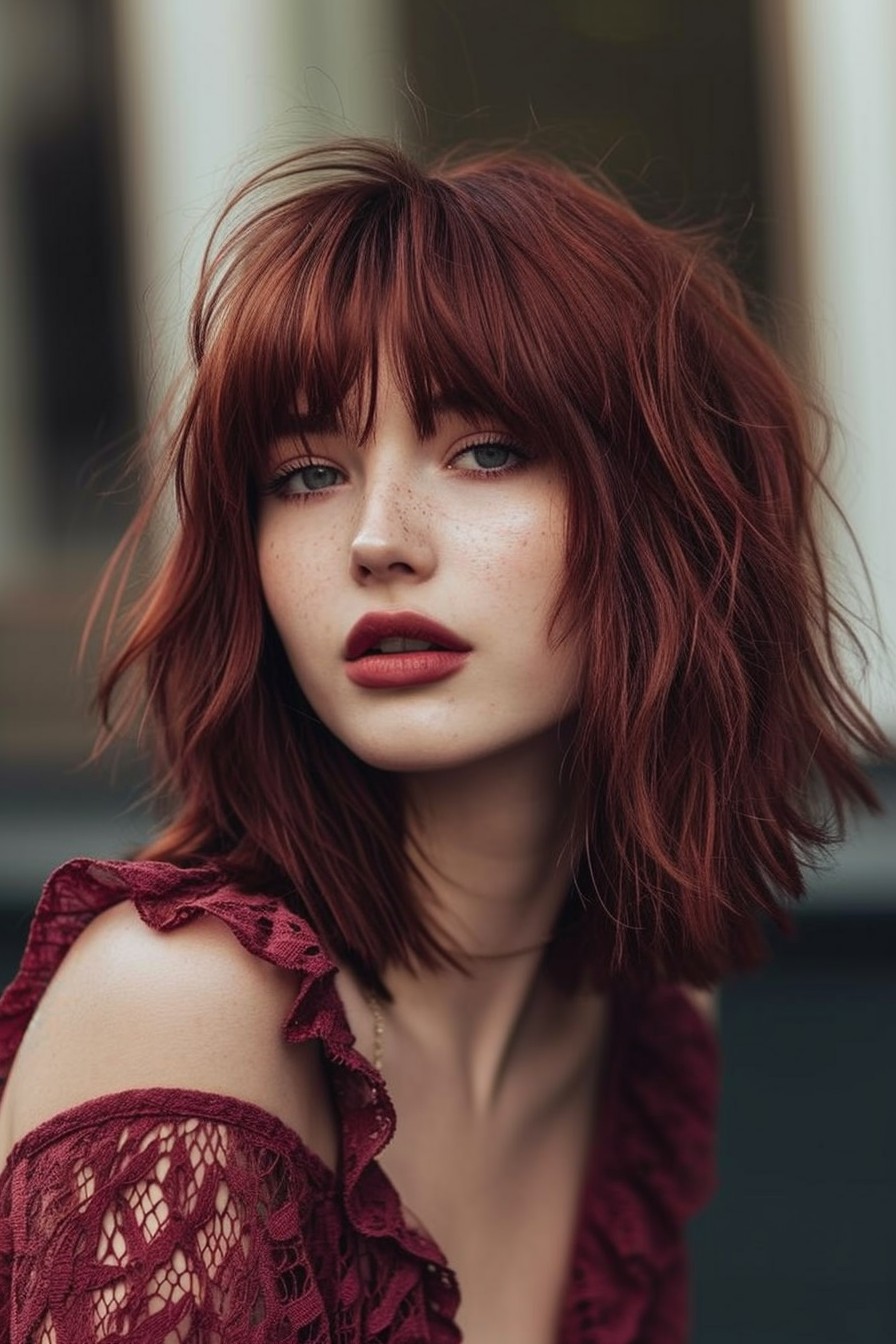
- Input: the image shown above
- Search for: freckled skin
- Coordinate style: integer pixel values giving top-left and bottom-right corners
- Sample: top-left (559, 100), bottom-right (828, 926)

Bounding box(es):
top-left (256, 370), bottom-right (581, 774)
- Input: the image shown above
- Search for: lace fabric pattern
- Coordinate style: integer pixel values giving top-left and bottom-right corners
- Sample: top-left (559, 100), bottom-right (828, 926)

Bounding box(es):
top-left (0, 859), bottom-right (720, 1343)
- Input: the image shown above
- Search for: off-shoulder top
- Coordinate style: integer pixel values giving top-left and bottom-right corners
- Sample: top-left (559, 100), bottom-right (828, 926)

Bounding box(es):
top-left (0, 858), bottom-right (720, 1342)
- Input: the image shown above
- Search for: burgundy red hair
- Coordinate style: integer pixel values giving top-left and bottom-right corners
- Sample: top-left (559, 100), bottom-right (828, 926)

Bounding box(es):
top-left (93, 138), bottom-right (892, 992)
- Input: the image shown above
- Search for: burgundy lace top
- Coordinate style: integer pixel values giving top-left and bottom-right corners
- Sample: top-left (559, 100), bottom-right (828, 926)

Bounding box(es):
top-left (0, 858), bottom-right (720, 1342)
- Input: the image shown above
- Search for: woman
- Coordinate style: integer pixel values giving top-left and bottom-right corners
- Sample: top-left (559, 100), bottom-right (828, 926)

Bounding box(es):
top-left (0, 139), bottom-right (888, 1343)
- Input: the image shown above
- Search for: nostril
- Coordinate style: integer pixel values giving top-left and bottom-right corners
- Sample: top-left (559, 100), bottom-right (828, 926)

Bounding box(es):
top-left (350, 530), bottom-right (434, 580)
top-left (352, 555), bottom-right (416, 580)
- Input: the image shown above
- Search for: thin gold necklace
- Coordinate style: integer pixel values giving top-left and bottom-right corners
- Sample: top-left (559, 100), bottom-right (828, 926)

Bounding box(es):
top-left (366, 991), bottom-right (385, 1074)
top-left (364, 935), bottom-right (555, 1075)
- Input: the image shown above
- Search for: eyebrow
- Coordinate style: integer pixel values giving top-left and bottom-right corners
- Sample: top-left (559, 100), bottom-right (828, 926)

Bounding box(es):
top-left (415, 392), bottom-right (503, 441)
top-left (429, 392), bottom-right (465, 415)
top-left (276, 410), bottom-right (341, 437)
top-left (429, 391), bottom-right (488, 423)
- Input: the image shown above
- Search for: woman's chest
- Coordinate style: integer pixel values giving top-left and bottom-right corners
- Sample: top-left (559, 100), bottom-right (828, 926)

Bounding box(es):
top-left (374, 1078), bottom-right (602, 1344)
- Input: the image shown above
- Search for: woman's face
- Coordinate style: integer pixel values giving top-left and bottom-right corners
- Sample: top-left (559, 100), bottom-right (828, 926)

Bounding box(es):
top-left (256, 367), bottom-right (581, 774)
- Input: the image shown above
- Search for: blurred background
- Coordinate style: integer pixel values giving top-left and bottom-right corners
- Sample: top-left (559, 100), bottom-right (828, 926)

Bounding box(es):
top-left (0, 1), bottom-right (893, 1339)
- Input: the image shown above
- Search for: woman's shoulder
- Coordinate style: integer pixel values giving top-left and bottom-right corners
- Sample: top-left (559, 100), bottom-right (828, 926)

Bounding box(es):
top-left (0, 857), bottom-right (340, 1169)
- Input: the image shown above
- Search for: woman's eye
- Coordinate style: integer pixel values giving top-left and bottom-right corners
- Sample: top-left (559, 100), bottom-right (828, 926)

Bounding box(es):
top-left (274, 463), bottom-right (343, 496)
top-left (451, 441), bottom-right (525, 473)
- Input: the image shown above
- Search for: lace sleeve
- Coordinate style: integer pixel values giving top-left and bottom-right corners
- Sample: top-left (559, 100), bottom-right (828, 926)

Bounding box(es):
top-left (0, 1092), bottom-right (332, 1344)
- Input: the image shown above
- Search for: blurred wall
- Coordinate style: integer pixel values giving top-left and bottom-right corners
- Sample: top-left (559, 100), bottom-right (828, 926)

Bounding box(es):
top-left (113, 0), bottom-right (402, 409)
top-left (760, 0), bottom-right (896, 736)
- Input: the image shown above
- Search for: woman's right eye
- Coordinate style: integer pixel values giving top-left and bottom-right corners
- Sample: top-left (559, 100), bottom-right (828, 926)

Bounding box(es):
top-left (266, 463), bottom-right (344, 498)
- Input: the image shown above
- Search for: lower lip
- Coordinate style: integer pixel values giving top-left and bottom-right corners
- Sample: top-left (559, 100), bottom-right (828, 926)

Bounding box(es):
top-left (345, 651), bottom-right (470, 688)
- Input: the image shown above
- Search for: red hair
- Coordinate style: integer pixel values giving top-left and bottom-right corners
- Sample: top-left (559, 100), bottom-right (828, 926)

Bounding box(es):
top-left (94, 138), bottom-right (891, 992)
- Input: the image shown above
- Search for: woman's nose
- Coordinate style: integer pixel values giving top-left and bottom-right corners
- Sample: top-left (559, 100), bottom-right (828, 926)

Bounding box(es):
top-left (349, 481), bottom-right (436, 584)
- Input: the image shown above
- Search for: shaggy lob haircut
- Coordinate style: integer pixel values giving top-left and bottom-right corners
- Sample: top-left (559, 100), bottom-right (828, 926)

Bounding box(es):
top-left (96, 138), bottom-right (890, 993)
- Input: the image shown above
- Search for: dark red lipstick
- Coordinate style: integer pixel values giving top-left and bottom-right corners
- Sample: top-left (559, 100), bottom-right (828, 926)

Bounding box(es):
top-left (344, 612), bottom-right (471, 688)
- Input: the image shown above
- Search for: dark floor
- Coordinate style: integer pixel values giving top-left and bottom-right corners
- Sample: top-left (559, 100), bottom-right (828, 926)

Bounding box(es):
top-left (1, 903), bottom-right (893, 1340)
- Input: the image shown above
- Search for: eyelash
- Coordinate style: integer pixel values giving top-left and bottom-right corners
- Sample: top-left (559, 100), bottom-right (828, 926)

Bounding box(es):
top-left (261, 437), bottom-right (530, 501)
top-left (453, 439), bottom-right (532, 477)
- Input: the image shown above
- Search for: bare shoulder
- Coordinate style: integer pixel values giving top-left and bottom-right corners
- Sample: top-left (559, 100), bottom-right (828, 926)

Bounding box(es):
top-left (676, 983), bottom-right (720, 1026)
top-left (0, 900), bottom-right (336, 1166)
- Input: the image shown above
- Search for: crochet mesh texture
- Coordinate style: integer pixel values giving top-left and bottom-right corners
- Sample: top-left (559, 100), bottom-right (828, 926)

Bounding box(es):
top-left (0, 859), bottom-right (720, 1342)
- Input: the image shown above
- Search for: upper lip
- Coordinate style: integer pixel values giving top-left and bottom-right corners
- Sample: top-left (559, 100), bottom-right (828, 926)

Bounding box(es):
top-left (344, 612), bottom-right (472, 661)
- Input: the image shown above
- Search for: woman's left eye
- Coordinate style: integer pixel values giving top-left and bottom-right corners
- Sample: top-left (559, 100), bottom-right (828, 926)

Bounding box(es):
top-left (450, 440), bottom-right (527, 473)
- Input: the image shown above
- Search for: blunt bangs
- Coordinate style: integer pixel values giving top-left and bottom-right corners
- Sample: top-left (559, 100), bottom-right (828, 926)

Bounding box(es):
top-left (189, 143), bottom-right (627, 501)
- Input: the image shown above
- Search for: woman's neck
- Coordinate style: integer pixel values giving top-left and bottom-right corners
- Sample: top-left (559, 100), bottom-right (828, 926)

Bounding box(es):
top-left (375, 729), bottom-right (584, 1112)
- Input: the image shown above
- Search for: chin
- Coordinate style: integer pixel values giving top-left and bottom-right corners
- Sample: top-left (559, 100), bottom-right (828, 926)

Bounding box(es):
top-left (344, 738), bottom-right (486, 775)
top-left (338, 724), bottom-right (570, 777)
top-left (309, 697), bottom-right (578, 777)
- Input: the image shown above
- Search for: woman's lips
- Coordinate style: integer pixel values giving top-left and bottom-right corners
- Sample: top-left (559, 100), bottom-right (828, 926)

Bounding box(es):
top-left (343, 612), bottom-right (471, 688)
top-left (344, 650), bottom-right (469, 688)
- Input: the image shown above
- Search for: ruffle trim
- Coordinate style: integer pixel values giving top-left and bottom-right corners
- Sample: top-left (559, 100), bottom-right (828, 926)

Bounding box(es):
top-left (0, 857), bottom-right (719, 1336)
top-left (0, 859), bottom-right (458, 1306)
top-left (561, 983), bottom-right (720, 1339)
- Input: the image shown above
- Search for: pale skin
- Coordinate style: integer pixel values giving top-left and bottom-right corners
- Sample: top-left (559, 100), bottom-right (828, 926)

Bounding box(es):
top-left (0, 367), bottom-right (717, 1344)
